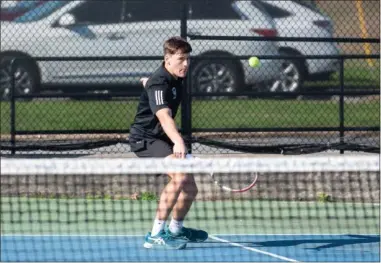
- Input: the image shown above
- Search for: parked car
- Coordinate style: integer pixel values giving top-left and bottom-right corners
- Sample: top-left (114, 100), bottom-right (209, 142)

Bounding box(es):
top-left (0, 0), bottom-right (283, 99)
top-left (1, 0), bottom-right (44, 21)
top-left (258, 0), bottom-right (340, 92)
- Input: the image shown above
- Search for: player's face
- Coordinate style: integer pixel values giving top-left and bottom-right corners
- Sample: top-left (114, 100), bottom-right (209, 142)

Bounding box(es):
top-left (165, 51), bottom-right (190, 78)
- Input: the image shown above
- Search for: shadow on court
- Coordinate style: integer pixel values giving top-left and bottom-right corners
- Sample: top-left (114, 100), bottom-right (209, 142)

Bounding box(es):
top-left (251, 234), bottom-right (380, 250)
top-left (2, 234), bottom-right (380, 262)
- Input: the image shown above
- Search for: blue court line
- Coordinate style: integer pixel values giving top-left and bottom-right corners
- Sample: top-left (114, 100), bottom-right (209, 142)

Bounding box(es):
top-left (1, 234), bottom-right (379, 262)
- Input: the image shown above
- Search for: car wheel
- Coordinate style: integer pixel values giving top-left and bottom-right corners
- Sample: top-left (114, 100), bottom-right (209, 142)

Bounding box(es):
top-left (191, 59), bottom-right (242, 98)
top-left (0, 55), bottom-right (39, 100)
top-left (269, 52), bottom-right (305, 93)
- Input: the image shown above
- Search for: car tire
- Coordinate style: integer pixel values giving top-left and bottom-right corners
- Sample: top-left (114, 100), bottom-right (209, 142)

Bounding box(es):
top-left (268, 51), bottom-right (305, 93)
top-left (191, 58), bottom-right (243, 99)
top-left (0, 55), bottom-right (40, 100)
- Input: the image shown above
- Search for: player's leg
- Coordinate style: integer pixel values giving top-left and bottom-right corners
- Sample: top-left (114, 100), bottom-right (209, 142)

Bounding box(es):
top-left (163, 156), bottom-right (208, 243)
top-left (152, 153), bottom-right (207, 243)
top-left (156, 170), bottom-right (195, 220)
top-left (132, 139), bottom-right (187, 250)
top-left (170, 170), bottom-right (198, 221)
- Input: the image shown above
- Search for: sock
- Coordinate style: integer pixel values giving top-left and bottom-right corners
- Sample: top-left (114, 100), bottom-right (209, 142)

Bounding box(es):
top-left (169, 218), bottom-right (184, 234)
top-left (151, 219), bottom-right (166, 236)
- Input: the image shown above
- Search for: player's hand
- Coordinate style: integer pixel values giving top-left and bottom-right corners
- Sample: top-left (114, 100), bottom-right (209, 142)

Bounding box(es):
top-left (173, 141), bottom-right (187, 159)
top-left (140, 77), bottom-right (149, 88)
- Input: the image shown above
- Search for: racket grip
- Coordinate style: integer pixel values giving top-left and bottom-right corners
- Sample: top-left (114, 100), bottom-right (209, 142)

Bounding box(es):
top-left (222, 186), bottom-right (232, 191)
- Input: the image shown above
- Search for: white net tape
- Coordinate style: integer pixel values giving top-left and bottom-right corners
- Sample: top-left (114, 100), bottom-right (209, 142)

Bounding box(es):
top-left (1, 155), bottom-right (379, 175)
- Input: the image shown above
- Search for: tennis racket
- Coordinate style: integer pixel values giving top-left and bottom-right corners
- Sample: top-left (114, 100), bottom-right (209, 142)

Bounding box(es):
top-left (210, 171), bottom-right (258, 193)
top-left (186, 154), bottom-right (259, 193)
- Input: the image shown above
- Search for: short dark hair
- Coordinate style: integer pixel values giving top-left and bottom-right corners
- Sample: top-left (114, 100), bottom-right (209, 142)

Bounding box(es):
top-left (164, 36), bottom-right (192, 55)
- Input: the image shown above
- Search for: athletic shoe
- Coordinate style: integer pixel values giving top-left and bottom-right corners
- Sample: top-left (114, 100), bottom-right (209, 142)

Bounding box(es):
top-left (143, 231), bottom-right (187, 250)
top-left (167, 226), bottom-right (208, 243)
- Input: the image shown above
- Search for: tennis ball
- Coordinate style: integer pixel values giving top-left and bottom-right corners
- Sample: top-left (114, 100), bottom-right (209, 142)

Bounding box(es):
top-left (248, 57), bottom-right (260, 68)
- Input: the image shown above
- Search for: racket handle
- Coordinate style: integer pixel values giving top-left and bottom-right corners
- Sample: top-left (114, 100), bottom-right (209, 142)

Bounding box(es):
top-left (222, 186), bottom-right (232, 191)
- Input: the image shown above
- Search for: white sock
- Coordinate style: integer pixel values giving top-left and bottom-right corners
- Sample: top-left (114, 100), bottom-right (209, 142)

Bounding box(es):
top-left (169, 218), bottom-right (184, 234)
top-left (151, 219), bottom-right (166, 236)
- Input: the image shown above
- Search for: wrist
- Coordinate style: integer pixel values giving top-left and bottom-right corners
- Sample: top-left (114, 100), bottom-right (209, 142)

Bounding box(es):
top-left (173, 139), bottom-right (184, 145)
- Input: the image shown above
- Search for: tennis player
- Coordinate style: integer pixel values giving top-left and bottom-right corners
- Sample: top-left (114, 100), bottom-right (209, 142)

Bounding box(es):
top-left (129, 37), bottom-right (208, 250)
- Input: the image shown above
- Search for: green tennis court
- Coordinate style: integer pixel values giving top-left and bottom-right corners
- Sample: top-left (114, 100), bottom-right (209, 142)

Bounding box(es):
top-left (1, 198), bottom-right (379, 235)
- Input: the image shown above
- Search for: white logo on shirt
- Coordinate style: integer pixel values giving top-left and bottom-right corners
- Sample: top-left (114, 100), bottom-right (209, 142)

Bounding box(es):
top-left (172, 87), bottom-right (177, 99)
top-left (155, 90), bottom-right (164, 105)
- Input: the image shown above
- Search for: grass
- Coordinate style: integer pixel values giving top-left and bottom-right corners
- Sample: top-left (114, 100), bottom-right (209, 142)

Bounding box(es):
top-left (0, 98), bottom-right (379, 133)
top-left (19, 192), bottom-right (159, 201)
top-left (0, 63), bottom-right (379, 134)
top-left (304, 60), bottom-right (380, 88)
top-left (0, 100), bottom-right (135, 133)
top-left (317, 192), bottom-right (333, 203)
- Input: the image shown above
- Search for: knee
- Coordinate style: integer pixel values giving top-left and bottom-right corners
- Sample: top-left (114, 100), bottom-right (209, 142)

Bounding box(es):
top-left (187, 179), bottom-right (198, 197)
top-left (172, 174), bottom-right (198, 196)
top-left (184, 176), bottom-right (198, 197)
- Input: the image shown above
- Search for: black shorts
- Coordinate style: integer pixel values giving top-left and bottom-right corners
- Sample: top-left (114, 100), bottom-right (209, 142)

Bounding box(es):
top-left (130, 138), bottom-right (174, 158)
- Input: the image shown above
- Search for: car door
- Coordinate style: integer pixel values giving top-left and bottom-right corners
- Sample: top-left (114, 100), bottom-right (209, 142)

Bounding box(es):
top-left (51, 0), bottom-right (183, 85)
top-left (45, 0), bottom-right (129, 84)
top-left (114, 0), bottom-right (182, 84)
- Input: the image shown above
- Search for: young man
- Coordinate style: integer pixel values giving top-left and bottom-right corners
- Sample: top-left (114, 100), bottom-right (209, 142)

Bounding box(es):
top-left (129, 37), bottom-right (208, 250)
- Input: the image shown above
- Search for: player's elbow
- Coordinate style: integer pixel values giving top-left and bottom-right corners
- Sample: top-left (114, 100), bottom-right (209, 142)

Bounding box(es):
top-left (155, 108), bottom-right (172, 121)
top-left (156, 108), bottom-right (175, 129)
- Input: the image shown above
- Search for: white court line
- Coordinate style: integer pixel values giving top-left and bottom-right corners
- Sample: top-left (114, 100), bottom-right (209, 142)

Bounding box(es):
top-left (209, 235), bottom-right (301, 263)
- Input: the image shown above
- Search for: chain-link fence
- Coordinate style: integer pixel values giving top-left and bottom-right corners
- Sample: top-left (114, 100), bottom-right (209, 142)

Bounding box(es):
top-left (0, 0), bottom-right (379, 156)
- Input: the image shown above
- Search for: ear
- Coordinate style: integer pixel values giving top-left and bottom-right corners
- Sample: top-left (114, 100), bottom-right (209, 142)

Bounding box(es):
top-left (164, 54), bottom-right (171, 64)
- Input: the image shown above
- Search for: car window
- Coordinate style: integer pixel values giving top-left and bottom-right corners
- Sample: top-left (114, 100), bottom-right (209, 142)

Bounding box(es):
top-left (14, 1), bottom-right (69, 22)
top-left (70, 0), bottom-right (124, 25)
top-left (1, 0), bottom-right (43, 13)
top-left (256, 1), bottom-right (292, 19)
top-left (123, 0), bottom-right (181, 22)
top-left (189, 0), bottom-right (241, 20)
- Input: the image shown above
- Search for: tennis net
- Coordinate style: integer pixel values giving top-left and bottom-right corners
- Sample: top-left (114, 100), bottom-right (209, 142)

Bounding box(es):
top-left (1, 156), bottom-right (380, 262)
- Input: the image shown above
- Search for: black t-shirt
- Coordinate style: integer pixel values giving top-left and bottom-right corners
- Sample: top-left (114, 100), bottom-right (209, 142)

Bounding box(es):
top-left (129, 63), bottom-right (183, 141)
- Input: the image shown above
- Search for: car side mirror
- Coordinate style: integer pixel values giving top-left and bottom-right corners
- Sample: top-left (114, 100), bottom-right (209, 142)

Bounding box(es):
top-left (58, 13), bottom-right (76, 26)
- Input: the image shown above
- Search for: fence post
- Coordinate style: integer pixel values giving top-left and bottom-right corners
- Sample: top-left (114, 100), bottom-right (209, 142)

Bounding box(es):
top-left (339, 58), bottom-right (345, 154)
top-left (180, 2), bottom-right (192, 153)
top-left (10, 58), bottom-right (17, 155)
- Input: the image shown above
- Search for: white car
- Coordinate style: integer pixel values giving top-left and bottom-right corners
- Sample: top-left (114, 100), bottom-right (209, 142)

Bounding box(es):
top-left (259, 0), bottom-right (341, 92)
top-left (0, 0), bottom-right (283, 99)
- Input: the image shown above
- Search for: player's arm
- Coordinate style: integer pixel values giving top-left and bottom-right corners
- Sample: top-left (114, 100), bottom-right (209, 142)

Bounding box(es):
top-left (147, 81), bottom-right (186, 157)
top-left (155, 108), bottom-right (184, 147)
top-left (140, 77), bottom-right (149, 87)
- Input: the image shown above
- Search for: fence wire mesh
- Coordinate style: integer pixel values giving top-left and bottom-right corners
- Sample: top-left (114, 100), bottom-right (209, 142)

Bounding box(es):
top-left (0, 0), bottom-right (379, 155)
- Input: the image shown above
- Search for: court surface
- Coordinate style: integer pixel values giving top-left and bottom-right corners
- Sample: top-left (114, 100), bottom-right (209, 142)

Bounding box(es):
top-left (1, 198), bottom-right (380, 262)
top-left (1, 156), bottom-right (379, 262)
top-left (1, 234), bottom-right (379, 262)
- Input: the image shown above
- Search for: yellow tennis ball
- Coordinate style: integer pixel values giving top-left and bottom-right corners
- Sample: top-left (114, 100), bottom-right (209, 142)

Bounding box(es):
top-left (248, 57), bottom-right (260, 68)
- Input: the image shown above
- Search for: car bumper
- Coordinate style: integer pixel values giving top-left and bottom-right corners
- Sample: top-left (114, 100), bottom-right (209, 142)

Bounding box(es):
top-left (307, 58), bottom-right (340, 75)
